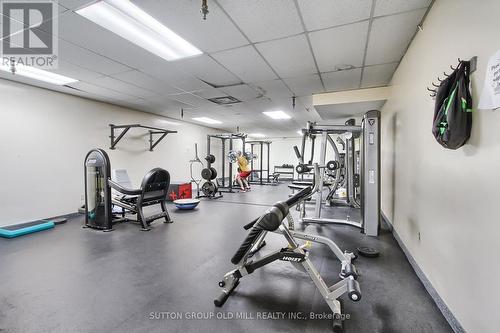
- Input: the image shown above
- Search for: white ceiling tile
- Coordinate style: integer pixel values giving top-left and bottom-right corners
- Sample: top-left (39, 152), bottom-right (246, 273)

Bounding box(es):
top-left (57, 0), bottom-right (93, 10)
top-left (68, 81), bottom-right (141, 101)
top-left (256, 35), bottom-right (317, 79)
top-left (134, 55), bottom-right (213, 92)
top-left (50, 61), bottom-right (102, 81)
top-left (167, 93), bottom-right (213, 108)
top-left (221, 84), bottom-right (261, 101)
top-left (251, 80), bottom-right (292, 99)
top-left (321, 68), bottom-right (362, 92)
top-left (361, 63), bottom-right (398, 88)
top-left (146, 96), bottom-right (193, 111)
top-left (309, 21), bottom-right (368, 72)
top-left (112, 70), bottom-right (183, 95)
top-left (212, 45), bottom-right (277, 83)
top-left (374, 0), bottom-right (431, 16)
top-left (58, 40), bottom-right (131, 75)
top-left (174, 54), bottom-right (241, 87)
top-left (191, 87), bottom-right (227, 99)
top-left (130, 0), bottom-right (248, 53)
top-left (284, 74), bottom-right (324, 97)
top-left (297, 0), bottom-right (372, 31)
top-left (89, 76), bottom-right (159, 99)
top-left (365, 9), bottom-right (426, 65)
top-left (217, 0), bottom-right (303, 42)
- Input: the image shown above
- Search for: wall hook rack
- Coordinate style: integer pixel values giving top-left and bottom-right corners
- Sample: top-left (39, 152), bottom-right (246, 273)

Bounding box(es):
top-left (427, 56), bottom-right (477, 98)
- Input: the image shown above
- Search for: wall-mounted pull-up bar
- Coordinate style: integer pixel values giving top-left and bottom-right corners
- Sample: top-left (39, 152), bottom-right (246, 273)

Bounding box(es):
top-left (109, 124), bottom-right (177, 151)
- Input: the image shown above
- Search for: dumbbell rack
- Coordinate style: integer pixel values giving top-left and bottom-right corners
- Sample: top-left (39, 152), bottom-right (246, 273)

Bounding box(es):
top-left (274, 164), bottom-right (294, 181)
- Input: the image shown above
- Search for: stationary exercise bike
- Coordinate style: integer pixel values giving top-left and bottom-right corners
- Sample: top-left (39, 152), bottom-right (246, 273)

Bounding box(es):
top-left (214, 187), bottom-right (361, 332)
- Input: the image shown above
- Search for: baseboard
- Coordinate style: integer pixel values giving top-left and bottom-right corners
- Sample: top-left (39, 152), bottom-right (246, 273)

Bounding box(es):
top-left (381, 212), bottom-right (465, 333)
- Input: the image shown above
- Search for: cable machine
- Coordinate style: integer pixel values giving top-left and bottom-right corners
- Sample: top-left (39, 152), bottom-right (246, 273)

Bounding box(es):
top-left (295, 110), bottom-right (381, 236)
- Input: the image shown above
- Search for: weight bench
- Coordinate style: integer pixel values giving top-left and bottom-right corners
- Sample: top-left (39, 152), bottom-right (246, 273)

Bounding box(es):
top-left (214, 187), bottom-right (360, 331)
top-left (109, 168), bottom-right (173, 231)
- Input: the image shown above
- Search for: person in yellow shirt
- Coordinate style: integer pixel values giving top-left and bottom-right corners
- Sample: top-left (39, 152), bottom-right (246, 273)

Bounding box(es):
top-left (236, 151), bottom-right (252, 192)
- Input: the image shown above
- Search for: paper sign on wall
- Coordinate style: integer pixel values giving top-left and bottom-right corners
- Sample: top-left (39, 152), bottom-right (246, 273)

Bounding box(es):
top-left (479, 49), bottom-right (500, 110)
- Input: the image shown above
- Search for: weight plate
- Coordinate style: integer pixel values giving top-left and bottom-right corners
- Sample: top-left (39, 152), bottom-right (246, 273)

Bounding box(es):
top-left (205, 154), bottom-right (216, 164)
top-left (52, 218), bottom-right (67, 225)
top-left (201, 168), bottom-right (212, 180)
top-left (209, 167), bottom-right (217, 180)
top-left (202, 181), bottom-right (216, 196)
top-left (326, 160), bottom-right (339, 171)
top-left (357, 247), bottom-right (380, 258)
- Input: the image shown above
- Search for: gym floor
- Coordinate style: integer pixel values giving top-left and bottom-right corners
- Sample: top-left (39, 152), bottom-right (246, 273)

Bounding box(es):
top-left (0, 184), bottom-right (452, 333)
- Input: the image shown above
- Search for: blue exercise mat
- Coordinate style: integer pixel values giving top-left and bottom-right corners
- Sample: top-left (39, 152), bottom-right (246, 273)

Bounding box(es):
top-left (0, 220), bottom-right (55, 238)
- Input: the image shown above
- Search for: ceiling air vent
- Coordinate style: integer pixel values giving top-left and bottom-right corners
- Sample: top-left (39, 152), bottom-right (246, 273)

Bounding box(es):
top-left (208, 96), bottom-right (242, 105)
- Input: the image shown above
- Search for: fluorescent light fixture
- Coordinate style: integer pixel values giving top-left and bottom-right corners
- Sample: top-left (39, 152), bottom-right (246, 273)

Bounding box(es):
top-left (192, 117), bottom-right (222, 125)
top-left (263, 110), bottom-right (291, 120)
top-left (0, 63), bottom-right (78, 85)
top-left (76, 0), bottom-right (202, 61)
top-left (249, 133), bottom-right (266, 138)
top-left (297, 130), bottom-right (303, 136)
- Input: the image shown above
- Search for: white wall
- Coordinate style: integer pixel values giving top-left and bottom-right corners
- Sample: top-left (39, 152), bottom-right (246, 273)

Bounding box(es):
top-left (268, 137), bottom-right (302, 168)
top-left (381, 1), bottom-right (500, 332)
top-left (0, 79), bottom-right (220, 225)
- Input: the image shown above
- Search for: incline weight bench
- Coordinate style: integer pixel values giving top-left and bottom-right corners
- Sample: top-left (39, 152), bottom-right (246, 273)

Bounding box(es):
top-left (214, 187), bottom-right (361, 332)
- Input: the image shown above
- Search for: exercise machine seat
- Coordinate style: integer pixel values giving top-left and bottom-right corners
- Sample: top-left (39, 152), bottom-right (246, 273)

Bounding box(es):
top-left (109, 168), bottom-right (172, 230)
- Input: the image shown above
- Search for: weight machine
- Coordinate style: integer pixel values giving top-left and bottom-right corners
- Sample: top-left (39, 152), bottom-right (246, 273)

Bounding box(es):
top-left (206, 133), bottom-right (246, 193)
top-left (295, 110), bottom-right (381, 237)
top-left (84, 148), bottom-right (173, 231)
top-left (246, 140), bottom-right (272, 185)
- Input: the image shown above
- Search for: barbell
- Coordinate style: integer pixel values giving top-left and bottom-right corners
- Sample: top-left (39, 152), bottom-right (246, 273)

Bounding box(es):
top-left (227, 150), bottom-right (257, 163)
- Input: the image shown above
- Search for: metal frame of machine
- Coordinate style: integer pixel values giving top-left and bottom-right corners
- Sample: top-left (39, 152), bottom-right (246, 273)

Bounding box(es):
top-left (246, 140), bottom-right (272, 185)
top-left (297, 110), bottom-right (381, 237)
top-left (206, 133), bottom-right (246, 193)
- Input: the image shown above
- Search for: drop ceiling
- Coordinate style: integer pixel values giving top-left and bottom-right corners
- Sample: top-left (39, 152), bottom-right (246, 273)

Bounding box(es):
top-left (0, 0), bottom-right (432, 136)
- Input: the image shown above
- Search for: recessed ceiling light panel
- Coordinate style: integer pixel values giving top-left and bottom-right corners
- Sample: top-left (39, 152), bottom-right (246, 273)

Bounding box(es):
top-left (0, 63), bottom-right (78, 85)
top-left (76, 0), bottom-right (202, 61)
top-left (192, 117), bottom-right (222, 124)
top-left (263, 110), bottom-right (291, 120)
top-left (249, 133), bottom-right (266, 138)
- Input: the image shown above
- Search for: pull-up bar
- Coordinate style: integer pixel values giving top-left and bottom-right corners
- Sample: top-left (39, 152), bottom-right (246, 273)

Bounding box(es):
top-left (109, 124), bottom-right (177, 151)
